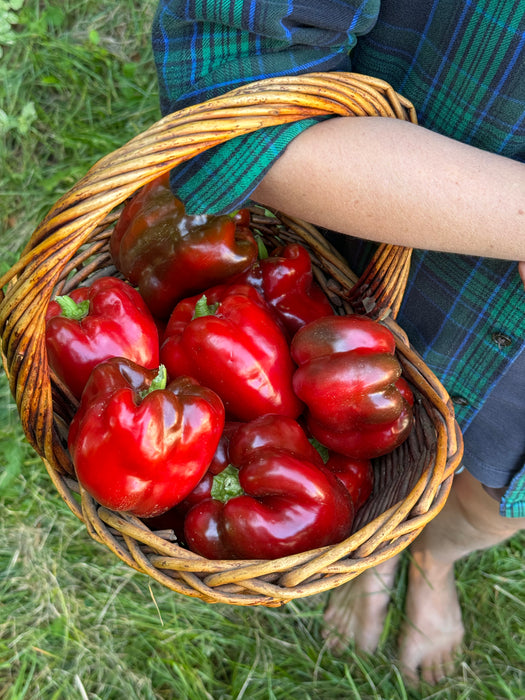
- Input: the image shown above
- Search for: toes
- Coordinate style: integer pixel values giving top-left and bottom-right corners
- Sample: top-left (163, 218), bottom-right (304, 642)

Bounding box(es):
top-left (420, 649), bottom-right (456, 685)
top-left (398, 641), bottom-right (422, 685)
top-left (401, 636), bottom-right (463, 685)
top-left (421, 661), bottom-right (444, 685)
top-left (429, 643), bottom-right (461, 683)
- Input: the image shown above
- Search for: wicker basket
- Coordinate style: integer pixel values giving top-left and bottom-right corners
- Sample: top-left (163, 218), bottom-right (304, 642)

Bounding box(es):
top-left (0, 73), bottom-right (463, 607)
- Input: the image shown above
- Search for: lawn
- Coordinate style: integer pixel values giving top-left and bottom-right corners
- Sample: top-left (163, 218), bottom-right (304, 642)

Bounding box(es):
top-left (0, 2), bottom-right (523, 698)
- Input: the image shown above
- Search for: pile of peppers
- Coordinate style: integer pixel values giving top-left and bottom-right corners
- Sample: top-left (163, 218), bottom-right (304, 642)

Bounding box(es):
top-left (47, 174), bottom-right (414, 560)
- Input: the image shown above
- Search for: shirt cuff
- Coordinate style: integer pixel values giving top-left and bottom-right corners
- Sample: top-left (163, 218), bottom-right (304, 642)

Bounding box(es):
top-left (168, 118), bottom-right (325, 214)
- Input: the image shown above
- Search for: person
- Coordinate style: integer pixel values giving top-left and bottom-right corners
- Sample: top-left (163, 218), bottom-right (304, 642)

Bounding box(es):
top-left (151, 0), bottom-right (525, 684)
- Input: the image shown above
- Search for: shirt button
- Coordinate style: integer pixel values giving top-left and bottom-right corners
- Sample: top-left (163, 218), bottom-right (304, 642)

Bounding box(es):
top-left (491, 331), bottom-right (512, 348)
top-left (451, 395), bottom-right (470, 406)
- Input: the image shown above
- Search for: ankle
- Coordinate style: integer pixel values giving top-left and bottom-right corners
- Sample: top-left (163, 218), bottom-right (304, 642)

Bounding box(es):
top-left (410, 548), bottom-right (454, 585)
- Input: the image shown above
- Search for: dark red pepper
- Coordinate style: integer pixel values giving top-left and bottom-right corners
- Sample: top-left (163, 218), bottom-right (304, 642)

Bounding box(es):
top-left (45, 276), bottom-right (159, 399)
top-left (160, 284), bottom-right (303, 421)
top-left (68, 358), bottom-right (225, 518)
top-left (291, 315), bottom-right (414, 459)
top-left (181, 414), bottom-right (354, 560)
top-left (234, 242), bottom-right (334, 336)
top-left (324, 453), bottom-right (374, 511)
top-left (110, 173), bottom-right (258, 319)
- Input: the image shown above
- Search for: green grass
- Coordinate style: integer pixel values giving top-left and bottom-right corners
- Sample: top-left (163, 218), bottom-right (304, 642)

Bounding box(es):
top-left (0, 2), bottom-right (524, 698)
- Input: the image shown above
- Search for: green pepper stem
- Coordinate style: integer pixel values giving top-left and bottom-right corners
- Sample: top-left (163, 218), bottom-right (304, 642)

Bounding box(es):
top-left (54, 295), bottom-right (90, 321)
top-left (255, 235), bottom-right (269, 260)
top-left (192, 295), bottom-right (220, 319)
top-left (210, 465), bottom-right (244, 503)
top-left (139, 365), bottom-right (168, 400)
top-left (309, 437), bottom-right (330, 464)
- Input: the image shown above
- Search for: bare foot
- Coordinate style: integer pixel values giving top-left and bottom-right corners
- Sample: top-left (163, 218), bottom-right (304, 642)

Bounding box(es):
top-left (322, 554), bottom-right (400, 654)
top-left (399, 557), bottom-right (464, 684)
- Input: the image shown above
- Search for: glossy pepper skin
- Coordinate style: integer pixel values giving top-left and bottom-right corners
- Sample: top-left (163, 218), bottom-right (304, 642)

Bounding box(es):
top-left (160, 284), bottom-right (303, 421)
top-left (45, 276), bottom-right (159, 400)
top-left (291, 315), bottom-right (414, 459)
top-left (68, 358), bottom-right (225, 518)
top-left (234, 242), bottom-right (334, 336)
top-left (110, 173), bottom-right (258, 319)
top-left (324, 453), bottom-right (374, 511)
top-left (142, 420), bottom-right (241, 538)
top-left (182, 415), bottom-right (354, 560)
top-left (147, 413), bottom-right (322, 523)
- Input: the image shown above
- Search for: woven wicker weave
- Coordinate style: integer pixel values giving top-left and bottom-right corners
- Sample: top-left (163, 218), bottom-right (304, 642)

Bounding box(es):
top-left (0, 73), bottom-right (463, 606)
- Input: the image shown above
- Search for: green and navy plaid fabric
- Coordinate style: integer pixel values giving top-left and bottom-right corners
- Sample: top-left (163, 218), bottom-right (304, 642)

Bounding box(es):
top-left (351, 0), bottom-right (525, 160)
top-left (151, 0), bottom-right (525, 517)
top-left (152, 0), bottom-right (379, 212)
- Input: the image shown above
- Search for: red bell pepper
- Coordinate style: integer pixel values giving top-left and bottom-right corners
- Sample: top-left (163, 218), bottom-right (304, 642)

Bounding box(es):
top-left (142, 420), bottom-right (241, 537)
top-left (234, 242), bottom-right (334, 336)
top-left (291, 315), bottom-right (414, 459)
top-left (45, 276), bottom-right (159, 399)
top-left (227, 413), bottom-right (324, 468)
top-left (68, 358), bottom-right (225, 518)
top-left (324, 453), bottom-right (374, 511)
top-left (160, 284), bottom-right (303, 421)
top-left (110, 173), bottom-right (258, 319)
top-left (181, 414), bottom-right (354, 559)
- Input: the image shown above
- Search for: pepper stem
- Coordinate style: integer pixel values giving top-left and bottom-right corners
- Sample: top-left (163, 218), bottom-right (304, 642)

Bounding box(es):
top-left (192, 295), bottom-right (220, 319)
top-left (149, 364), bottom-right (168, 393)
top-left (255, 235), bottom-right (269, 260)
top-left (309, 437), bottom-right (330, 464)
top-left (139, 365), bottom-right (168, 400)
top-left (54, 295), bottom-right (90, 321)
top-left (210, 465), bottom-right (244, 503)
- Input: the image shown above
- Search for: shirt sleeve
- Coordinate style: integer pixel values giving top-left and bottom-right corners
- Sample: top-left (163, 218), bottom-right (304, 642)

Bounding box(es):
top-left (152, 0), bottom-right (380, 213)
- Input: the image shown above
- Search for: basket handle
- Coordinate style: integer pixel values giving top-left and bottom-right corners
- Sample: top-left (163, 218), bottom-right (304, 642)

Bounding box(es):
top-left (346, 242), bottom-right (413, 320)
top-left (0, 72), bottom-right (417, 459)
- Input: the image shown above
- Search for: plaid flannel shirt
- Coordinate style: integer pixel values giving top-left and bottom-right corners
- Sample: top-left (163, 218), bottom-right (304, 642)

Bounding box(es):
top-left (152, 0), bottom-right (525, 516)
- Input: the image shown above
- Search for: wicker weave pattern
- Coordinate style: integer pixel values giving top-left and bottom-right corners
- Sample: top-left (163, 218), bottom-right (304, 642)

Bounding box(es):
top-left (0, 73), bottom-right (462, 606)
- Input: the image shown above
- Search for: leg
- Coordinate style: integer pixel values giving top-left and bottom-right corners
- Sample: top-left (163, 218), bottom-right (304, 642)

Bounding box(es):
top-left (322, 468), bottom-right (524, 682)
top-left (399, 468), bottom-right (524, 683)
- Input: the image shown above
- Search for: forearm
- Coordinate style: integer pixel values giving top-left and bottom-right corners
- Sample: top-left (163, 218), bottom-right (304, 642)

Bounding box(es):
top-left (252, 117), bottom-right (525, 261)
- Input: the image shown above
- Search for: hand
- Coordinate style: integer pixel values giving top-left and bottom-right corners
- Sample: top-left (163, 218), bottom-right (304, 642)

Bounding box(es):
top-left (519, 261), bottom-right (525, 289)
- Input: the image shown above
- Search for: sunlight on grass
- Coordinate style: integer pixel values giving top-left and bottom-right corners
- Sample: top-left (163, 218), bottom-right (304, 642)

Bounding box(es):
top-left (0, 1), bottom-right (524, 698)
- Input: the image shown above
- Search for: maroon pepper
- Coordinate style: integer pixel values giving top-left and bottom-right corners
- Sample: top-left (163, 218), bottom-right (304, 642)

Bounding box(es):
top-left (324, 453), bottom-right (374, 511)
top-left (291, 315), bottom-right (414, 459)
top-left (110, 173), bottom-right (258, 319)
top-left (234, 242), bottom-right (334, 336)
